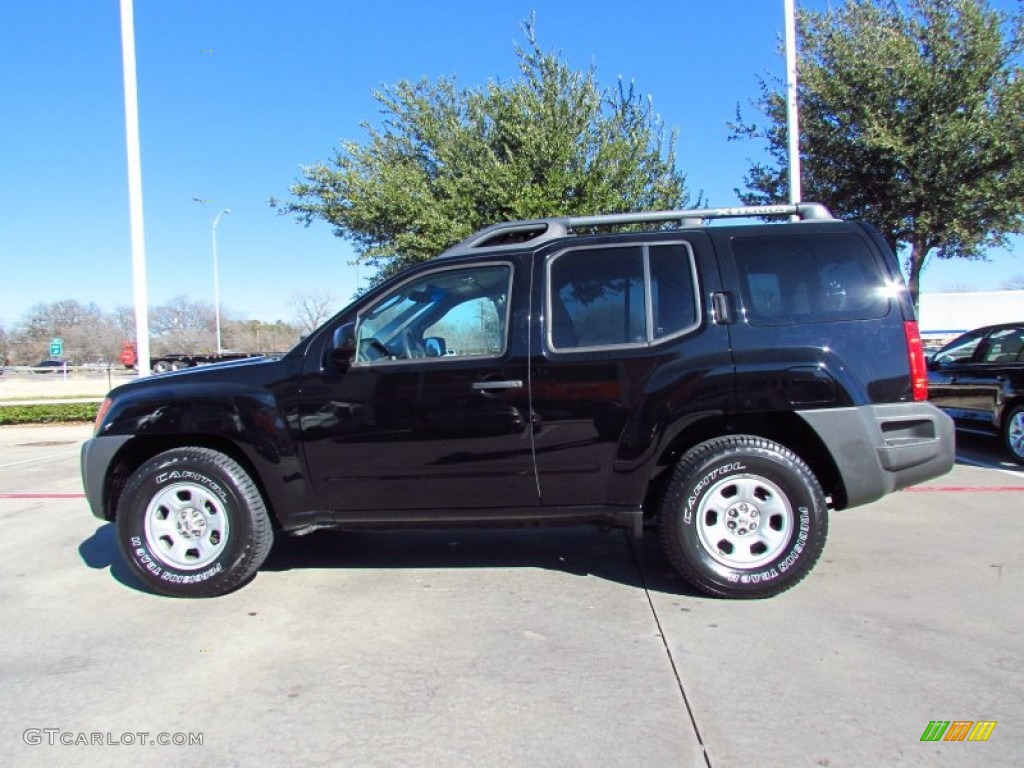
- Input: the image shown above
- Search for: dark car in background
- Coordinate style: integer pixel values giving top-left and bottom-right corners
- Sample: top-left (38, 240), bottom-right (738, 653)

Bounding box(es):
top-left (32, 360), bottom-right (66, 374)
top-left (927, 323), bottom-right (1024, 463)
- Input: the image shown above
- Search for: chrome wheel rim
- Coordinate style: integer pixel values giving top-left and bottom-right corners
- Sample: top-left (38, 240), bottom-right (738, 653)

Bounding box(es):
top-left (1009, 411), bottom-right (1024, 460)
top-left (695, 474), bottom-right (793, 569)
top-left (143, 482), bottom-right (229, 570)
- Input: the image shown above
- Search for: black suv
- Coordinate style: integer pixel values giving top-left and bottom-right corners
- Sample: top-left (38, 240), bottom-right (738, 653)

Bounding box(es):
top-left (927, 322), bottom-right (1024, 463)
top-left (81, 204), bottom-right (954, 599)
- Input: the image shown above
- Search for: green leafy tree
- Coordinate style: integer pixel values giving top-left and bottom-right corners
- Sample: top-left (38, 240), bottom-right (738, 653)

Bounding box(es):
top-left (272, 20), bottom-right (694, 283)
top-left (732, 0), bottom-right (1024, 308)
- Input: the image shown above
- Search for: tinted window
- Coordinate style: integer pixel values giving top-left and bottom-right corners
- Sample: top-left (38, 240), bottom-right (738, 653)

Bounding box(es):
top-left (981, 327), bottom-right (1024, 363)
top-left (732, 233), bottom-right (889, 325)
top-left (650, 244), bottom-right (698, 339)
top-left (355, 264), bottom-right (510, 363)
top-left (932, 328), bottom-right (985, 365)
top-left (548, 243), bottom-right (698, 350)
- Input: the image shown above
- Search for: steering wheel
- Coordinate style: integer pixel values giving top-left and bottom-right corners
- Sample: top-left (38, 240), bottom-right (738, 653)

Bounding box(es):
top-left (401, 330), bottom-right (426, 359)
top-left (359, 337), bottom-right (391, 362)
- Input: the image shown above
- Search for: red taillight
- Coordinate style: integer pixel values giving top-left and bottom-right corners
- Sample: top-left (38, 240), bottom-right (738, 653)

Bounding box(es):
top-left (93, 397), bottom-right (112, 435)
top-left (904, 321), bottom-right (928, 401)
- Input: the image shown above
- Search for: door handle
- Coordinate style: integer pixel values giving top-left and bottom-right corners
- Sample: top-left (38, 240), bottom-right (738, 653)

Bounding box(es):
top-left (472, 380), bottom-right (523, 391)
top-left (711, 291), bottom-right (734, 324)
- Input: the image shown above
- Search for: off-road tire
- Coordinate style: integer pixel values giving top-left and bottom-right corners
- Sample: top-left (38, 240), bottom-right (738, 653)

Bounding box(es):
top-left (658, 435), bottom-right (828, 599)
top-left (116, 447), bottom-right (273, 597)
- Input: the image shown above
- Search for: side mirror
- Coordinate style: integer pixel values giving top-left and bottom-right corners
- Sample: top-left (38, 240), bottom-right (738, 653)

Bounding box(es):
top-left (330, 322), bottom-right (357, 368)
top-left (423, 336), bottom-right (447, 357)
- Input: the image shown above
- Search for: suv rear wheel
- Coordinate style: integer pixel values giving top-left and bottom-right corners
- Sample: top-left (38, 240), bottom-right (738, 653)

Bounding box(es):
top-left (116, 447), bottom-right (273, 597)
top-left (658, 436), bottom-right (828, 598)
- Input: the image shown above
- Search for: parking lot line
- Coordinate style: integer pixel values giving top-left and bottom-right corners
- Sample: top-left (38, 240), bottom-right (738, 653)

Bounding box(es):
top-left (0, 452), bottom-right (78, 469)
top-left (0, 493), bottom-right (86, 499)
top-left (904, 485), bottom-right (1024, 491)
top-left (955, 456), bottom-right (1024, 477)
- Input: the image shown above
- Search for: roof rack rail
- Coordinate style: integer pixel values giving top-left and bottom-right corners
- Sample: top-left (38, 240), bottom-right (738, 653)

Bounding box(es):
top-left (438, 202), bottom-right (833, 258)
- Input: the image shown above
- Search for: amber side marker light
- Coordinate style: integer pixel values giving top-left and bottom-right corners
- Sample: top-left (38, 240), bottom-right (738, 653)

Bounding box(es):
top-left (93, 397), bottom-right (112, 435)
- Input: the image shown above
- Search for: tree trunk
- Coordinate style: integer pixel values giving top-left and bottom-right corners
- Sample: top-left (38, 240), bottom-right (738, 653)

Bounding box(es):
top-left (906, 241), bottom-right (929, 318)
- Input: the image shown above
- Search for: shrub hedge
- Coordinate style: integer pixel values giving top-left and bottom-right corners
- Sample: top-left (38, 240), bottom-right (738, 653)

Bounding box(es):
top-left (0, 402), bottom-right (101, 426)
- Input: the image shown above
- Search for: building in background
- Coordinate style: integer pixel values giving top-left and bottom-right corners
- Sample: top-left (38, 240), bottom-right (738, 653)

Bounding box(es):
top-left (918, 290), bottom-right (1023, 346)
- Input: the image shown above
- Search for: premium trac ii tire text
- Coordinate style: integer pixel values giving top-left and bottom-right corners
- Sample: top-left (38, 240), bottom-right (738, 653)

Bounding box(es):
top-left (658, 435), bottom-right (828, 599)
top-left (116, 447), bottom-right (273, 597)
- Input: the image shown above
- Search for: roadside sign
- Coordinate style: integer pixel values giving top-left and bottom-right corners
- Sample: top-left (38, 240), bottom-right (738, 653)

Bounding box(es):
top-left (49, 338), bottom-right (63, 357)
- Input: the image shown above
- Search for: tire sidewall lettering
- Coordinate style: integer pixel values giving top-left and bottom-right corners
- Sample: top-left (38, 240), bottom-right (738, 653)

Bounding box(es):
top-left (679, 453), bottom-right (816, 588)
top-left (158, 562), bottom-right (224, 584)
top-left (776, 508), bottom-right (810, 575)
top-left (683, 461), bottom-right (746, 524)
top-left (154, 469), bottom-right (228, 504)
top-left (120, 457), bottom-right (244, 593)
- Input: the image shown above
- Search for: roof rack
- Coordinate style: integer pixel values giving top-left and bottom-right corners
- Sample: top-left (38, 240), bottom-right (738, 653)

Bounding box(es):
top-left (437, 202), bottom-right (834, 259)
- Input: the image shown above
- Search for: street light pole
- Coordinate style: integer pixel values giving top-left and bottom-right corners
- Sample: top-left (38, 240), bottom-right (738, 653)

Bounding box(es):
top-left (119, 0), bottom-right (152, 377)
top-left (192, 198), bottom-right (230, 355)
top-left (783, 0), bottom-right (802, 216)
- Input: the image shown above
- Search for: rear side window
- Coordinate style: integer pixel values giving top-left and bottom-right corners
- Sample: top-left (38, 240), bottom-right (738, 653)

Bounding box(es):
top-left (547, 242), bottom-right (698, 350)
top-left (732, 233), bottom-right (889, 325)
top-left (980, 327), bottom-right (1024, 363)
top-left (932, 328), bottom-right (985, 365)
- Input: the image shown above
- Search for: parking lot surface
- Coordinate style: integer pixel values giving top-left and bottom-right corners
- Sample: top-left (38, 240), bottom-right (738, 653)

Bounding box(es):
top-left (0, 424), bottom-right (1021, 767)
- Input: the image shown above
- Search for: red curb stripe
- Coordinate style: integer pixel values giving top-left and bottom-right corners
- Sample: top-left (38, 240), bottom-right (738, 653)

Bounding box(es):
top-left (0, 493), bottom-right (87, 499)
top-left (904, 486), bottom-right (1024, 492)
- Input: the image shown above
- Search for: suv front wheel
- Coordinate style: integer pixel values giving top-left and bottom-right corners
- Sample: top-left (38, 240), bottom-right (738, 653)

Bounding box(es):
top-left (116, 447), bottom-right (274, 597)
top-left (658, 436), bottom-right (828, 599)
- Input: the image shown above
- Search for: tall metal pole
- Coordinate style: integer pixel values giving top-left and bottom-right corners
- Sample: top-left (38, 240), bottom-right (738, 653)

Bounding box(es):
top-left (784, 0), bottom-right (802, 213)
top-left (193, 199), bottom-right (230, 355)
top-left (210, 210), bottom-right (226, 355)
top-left (119, 0), bottom-right (151, 376)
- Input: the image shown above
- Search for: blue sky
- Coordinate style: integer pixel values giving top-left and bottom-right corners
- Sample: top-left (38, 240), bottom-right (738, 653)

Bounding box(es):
top-left (1, 0), bottom-right (1020, 328)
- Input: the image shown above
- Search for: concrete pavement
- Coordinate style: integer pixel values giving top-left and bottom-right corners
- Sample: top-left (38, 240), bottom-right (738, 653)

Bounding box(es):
top-left (0, 424), bottom-right (1021, 767)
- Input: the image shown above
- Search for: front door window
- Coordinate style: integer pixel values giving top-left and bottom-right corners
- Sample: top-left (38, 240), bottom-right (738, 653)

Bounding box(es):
top-left (355, 264), bottom-right (511, 363)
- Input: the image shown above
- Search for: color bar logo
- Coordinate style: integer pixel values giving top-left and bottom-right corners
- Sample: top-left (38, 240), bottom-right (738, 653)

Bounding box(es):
top-left (920, 720), bottom-right (997, 742)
